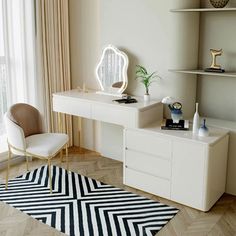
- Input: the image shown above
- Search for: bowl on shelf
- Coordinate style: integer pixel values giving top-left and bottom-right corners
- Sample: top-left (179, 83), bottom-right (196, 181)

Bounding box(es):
top-left (209, 0), bottom-right (229, 8)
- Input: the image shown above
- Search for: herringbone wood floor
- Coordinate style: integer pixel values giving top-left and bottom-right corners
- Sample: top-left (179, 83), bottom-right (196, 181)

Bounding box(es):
top-left (0, 147), bottom-right (236, 236)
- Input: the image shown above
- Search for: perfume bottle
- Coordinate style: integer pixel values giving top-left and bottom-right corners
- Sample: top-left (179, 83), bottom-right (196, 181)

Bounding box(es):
top-left (192, 103), bottom-right (200, 135)
top-left (198, 119), bottom-right (209, 137)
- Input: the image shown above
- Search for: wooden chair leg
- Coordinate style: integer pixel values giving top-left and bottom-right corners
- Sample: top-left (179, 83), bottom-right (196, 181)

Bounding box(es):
top-left (66, 144), bottom-right (69, 172)
top-left (48, 159), bottom-right (52, 194)
top-left (5, 145), bottom-right (11, 190)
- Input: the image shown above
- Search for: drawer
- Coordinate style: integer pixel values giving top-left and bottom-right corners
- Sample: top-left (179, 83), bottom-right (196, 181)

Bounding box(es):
top-left (125, 129), bottom-right (171, 159)
top-left (124, 167), bottom-right (171, 199)
top-left (53, 96), bottom-right (91, 118)
top-left (92, 104), bottom-right (136, 127)
top-left (125, 149), bottom-right (171, 179)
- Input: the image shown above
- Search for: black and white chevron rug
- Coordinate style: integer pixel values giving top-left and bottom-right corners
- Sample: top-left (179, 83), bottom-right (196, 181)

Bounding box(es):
top-left (0, 165), bottom-right (179, 236)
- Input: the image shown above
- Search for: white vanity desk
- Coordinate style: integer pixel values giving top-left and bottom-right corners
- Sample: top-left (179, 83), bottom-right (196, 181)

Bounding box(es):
top-left (53, 89), bottom-right (163, 129)
top-left (52, 43), bottom-right (229, 211)
top-left (53, 90), bottom-right (229, 211)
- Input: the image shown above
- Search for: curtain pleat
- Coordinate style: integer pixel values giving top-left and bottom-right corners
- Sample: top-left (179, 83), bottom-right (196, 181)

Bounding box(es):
top-left (36, 0), bottom-right (73, 146)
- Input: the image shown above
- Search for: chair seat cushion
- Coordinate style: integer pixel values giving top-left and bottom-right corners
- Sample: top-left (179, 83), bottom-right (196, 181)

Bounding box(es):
top-left (25, 133), bottom-right (69, 158)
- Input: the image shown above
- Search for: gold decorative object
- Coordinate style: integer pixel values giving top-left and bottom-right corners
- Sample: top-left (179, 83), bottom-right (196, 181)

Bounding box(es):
top-left (210, 49), bottom-right (223, 70)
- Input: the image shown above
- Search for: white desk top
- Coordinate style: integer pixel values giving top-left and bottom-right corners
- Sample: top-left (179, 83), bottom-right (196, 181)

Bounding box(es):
top-left (205, 117), bottom-right (236, 132)
top-left (130, 121), bottom-right (229, 146)
top-left (53, 89), bottom-right (161, 112)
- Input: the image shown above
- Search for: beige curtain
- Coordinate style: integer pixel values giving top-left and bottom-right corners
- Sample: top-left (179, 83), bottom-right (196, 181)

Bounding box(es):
top-left (36, 0), bottom-right (73, 146)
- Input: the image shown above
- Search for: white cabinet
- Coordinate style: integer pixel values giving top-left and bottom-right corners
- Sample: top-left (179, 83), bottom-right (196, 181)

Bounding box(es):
top-left (171, 141), bottom-right (206, 210)
top-left (124, 129), bottom-right (173, 200)
top-left (124, 124), bottom-right (229, 211)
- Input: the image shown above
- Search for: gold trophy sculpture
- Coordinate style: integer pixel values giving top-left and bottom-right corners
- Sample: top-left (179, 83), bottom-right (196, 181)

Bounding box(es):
top-left (205, 49), bottom-right (225, 73)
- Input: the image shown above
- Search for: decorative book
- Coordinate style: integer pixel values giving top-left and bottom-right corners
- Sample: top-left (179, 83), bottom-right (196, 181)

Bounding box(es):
top-left (204, 68), bottom-right (225, 73)
top-left (112, 98), bottom-right (137, 104)
top-left (161, 119), bottom-right (189, 130)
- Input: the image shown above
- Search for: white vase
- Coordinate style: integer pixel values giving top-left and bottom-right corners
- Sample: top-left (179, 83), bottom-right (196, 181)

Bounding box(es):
top-left (192, 103), bottom-right (200, 135)
top-left (144, 94), bottom-right (150, 102)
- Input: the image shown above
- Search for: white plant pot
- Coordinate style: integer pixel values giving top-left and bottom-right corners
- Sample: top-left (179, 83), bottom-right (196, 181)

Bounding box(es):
top-left (144, 94), bottom-right (150, 102)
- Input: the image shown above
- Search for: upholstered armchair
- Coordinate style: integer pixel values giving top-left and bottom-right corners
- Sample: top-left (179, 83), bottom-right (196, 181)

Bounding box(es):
top-left (4, 103), bottom-right (69, 193)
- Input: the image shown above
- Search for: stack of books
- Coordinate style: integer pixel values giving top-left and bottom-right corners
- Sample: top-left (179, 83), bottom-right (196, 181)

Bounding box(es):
top-left (161, 119), bottom-right (189, 130)
top-left (204, 68), bottom-right (225, 73)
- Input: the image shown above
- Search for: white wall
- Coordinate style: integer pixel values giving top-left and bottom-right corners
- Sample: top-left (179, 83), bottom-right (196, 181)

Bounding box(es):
top-left (69, 0), bottom-right (100, 90)
top-left (100, 0), bottom-right (200, 118)
top-left (69, 0), bottom-right (200, 158)
top-left (69, 0), bottom-right (101, 150)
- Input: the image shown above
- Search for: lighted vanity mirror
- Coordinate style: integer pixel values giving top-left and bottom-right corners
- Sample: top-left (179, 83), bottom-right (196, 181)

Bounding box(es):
top-left (95, 45), bottom-right (129, 96)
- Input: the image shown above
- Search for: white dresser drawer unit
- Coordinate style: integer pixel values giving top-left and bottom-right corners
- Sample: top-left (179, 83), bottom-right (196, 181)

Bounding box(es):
top-left (125, 129), bottom-right (171, 159)
top-left (125, 167), bottom-right (171, 199)
top-left (124, 125), bottom-right (229, 211)
top-left (125, 149), bottom-right (171, 180)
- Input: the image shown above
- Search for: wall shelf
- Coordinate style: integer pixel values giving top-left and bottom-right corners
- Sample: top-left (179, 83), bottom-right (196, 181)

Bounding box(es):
top-left (169, 69), bottom-right (236, 78)
top-left (171, 8), bottom-right (236, 12)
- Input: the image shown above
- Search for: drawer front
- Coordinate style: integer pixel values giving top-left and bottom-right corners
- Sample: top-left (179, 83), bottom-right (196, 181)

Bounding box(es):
top-left (125, 129), bottom-right (171, 159)
top-left (92, 105), bottom-right (136, 127)
top-left (53, 96), bottom-right (91, 118)
top-left (125, 149), bottom-right (171, 179)
top-left (125, 168), bottom-right (171, 199)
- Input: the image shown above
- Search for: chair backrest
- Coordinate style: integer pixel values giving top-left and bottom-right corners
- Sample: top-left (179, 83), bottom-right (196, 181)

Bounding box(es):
top-left (4, 113), bottom-right (26, 152)
top-left (7, 103), bottom-right (42, 137)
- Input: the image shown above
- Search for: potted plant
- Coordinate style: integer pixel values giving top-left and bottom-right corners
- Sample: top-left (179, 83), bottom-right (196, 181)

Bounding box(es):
top-left (135, 65), bottom-right (160, 101)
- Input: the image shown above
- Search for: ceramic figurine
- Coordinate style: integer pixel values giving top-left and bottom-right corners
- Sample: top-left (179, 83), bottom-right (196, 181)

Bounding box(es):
top-left (168, 102), bottom-right (183, 123)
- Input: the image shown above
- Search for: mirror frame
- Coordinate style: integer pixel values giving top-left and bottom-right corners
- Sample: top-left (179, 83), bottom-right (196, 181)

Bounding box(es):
top-left (95, 45), bottom-right (129, 96)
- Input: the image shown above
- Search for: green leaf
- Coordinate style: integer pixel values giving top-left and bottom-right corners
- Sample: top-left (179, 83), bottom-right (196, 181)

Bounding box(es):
top-left (135, 65), bottom-right (160, 90)
top-left (136, 65), bottom-right (147, 73)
